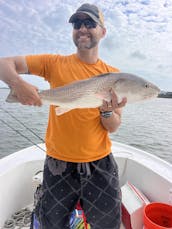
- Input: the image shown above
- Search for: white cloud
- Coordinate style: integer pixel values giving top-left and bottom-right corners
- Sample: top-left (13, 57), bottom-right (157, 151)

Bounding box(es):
top-left (0, 0), bottom-right (172, 90)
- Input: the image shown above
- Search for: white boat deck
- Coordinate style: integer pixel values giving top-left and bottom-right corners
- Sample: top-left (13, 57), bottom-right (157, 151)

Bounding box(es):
top-left (1, 142), bottom-right (172, 229)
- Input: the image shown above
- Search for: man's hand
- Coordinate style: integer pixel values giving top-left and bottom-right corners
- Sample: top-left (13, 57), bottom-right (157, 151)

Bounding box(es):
top-left (99, 89), bottom-right (127, 112)
top-left (12, 79), bottom-right (42, 106)
top-left (0, 56), bottom-right (42, 106)
top-left (99, 89), bottom-right (127, 133)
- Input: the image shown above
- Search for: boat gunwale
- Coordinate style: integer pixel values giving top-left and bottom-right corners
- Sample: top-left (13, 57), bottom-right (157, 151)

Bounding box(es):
top-left (0, 141), bottom-right (171, 182)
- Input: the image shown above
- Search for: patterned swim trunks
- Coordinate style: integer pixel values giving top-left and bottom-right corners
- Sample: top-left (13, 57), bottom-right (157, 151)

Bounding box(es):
top-left (34, 153), bottom-right (121, 229)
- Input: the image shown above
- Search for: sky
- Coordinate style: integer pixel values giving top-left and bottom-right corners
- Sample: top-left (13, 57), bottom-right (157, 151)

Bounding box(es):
top-left (0, 0), bottom-right (172, 90)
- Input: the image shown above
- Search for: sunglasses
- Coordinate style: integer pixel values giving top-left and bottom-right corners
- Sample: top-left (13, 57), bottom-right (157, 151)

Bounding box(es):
top-left (72, 19), bottom-right (97, 30)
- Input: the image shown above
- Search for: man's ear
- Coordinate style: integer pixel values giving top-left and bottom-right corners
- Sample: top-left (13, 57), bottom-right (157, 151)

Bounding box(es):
top-left (102, 27), bottom-right (106, 38)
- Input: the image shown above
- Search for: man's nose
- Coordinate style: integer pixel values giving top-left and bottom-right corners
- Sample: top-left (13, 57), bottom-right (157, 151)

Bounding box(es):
top-left (79, 23), bottom-right (87, 31)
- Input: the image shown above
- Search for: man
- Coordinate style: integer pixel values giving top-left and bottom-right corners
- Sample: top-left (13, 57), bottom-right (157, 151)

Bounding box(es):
top-left (0, 3), bottom-right (127, 229)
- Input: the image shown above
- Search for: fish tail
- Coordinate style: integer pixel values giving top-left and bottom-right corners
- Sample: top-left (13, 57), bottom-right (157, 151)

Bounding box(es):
top-left (6, 89), bottom-right (19, 103)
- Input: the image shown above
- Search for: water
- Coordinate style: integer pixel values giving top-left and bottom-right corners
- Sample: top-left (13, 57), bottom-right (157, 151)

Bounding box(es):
top-left (0, 89), bottom-right (172, 163)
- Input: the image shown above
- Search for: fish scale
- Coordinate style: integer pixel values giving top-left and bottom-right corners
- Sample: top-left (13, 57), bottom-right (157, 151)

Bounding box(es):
top-left (6, 72), bottom-right (160, 115)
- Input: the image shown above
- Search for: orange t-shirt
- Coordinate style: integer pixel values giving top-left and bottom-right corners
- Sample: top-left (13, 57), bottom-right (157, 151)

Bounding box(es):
top-left (26, 54), bottom-right (119, 162)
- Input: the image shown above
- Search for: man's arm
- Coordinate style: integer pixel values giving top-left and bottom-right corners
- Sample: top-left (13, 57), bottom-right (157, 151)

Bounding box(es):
top-left (99, 90), bottom-right (127, 133)
top-left (0, 56), bottom-right (42, 106)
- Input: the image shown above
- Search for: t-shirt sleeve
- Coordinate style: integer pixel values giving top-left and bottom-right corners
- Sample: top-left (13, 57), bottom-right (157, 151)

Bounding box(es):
top-left (25, 54), bottom-right (56, 82)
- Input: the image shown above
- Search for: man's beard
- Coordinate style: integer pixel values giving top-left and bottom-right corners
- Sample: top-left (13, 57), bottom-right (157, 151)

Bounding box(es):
top-left (73, 33), bottom-right (98, 50)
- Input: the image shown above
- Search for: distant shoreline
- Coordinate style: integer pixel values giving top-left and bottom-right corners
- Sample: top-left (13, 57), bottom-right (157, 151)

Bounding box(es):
top-left (158, 91), bottom-right (172, 98)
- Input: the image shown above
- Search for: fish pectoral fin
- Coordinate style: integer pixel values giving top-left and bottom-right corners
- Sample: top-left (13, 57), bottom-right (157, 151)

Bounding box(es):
top-left (6, 89), bottom-right (19, 103)
top-left (95, 90), bottom-right (111, 102)
top-left (55, 107), bottom-right (72, 116)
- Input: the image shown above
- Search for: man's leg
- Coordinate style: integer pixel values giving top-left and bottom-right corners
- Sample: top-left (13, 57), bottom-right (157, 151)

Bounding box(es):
top-left (34, 156), bottom-right (80, 229)
top-left (81, 154), bottom-right (121, 229)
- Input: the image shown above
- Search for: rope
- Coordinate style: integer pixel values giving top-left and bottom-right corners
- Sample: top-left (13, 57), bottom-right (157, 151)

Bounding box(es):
top-left (3, 208), bottom-right (32, 229)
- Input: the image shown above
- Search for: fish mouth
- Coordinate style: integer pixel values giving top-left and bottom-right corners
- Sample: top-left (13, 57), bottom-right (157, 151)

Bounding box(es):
top-left (143, 92), bottom-right (159, 100)
top-left (144, 85), bottom-right (161, 99)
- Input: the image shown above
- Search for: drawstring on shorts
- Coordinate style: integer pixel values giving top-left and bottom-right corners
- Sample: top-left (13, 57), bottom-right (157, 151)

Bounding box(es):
top-left (77, 162), bottom-right (91, 177)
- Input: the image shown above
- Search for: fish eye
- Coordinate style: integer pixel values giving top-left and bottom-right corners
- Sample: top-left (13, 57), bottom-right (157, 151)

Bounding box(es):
top-left (145, 83), bottom-right (149, 88)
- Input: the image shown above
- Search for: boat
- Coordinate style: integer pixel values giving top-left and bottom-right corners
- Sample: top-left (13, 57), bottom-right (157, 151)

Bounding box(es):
top-left (0, 141), bottom-right (172, 229)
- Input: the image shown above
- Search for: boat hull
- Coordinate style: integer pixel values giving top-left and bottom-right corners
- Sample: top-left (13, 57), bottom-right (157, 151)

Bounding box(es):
top-left (0, 142), bottom-right (172, 228)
